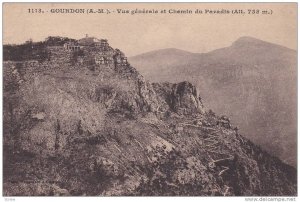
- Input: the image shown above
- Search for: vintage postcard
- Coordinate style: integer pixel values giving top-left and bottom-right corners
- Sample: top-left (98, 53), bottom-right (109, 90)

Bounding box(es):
top-left (2, 2), bottom-right (297, 197)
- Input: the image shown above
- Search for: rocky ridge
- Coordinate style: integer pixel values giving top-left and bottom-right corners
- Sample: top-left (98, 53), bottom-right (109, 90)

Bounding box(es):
top-left (3, 36), bottom-right (297, 196)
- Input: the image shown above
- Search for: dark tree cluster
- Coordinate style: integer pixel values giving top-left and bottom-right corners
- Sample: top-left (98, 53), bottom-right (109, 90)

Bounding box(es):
top-left (3, 36), bottom-right (76, 62)
top-left (44, 36), bottom-right (76, 46)
top-left (4, 41), bottom-right (48, 62)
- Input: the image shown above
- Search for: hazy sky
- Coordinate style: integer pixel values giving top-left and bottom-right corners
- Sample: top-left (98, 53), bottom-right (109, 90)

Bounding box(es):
top-left (3, 3), bottom-right (297, 56)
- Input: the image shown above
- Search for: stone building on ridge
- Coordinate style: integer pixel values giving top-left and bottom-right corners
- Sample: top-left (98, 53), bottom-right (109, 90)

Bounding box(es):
top-left (64, 42), bottom-right (81, 51)
top-left (63, 35), bottom-right (129, 69)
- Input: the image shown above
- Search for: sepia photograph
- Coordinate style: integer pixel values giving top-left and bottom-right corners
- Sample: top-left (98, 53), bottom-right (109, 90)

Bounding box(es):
top-left (2, 2), bottom-right (298, 198)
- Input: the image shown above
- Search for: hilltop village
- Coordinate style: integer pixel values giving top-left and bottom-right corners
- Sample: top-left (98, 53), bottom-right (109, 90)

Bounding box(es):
top-left (3, 35), bottom-right (131, 77)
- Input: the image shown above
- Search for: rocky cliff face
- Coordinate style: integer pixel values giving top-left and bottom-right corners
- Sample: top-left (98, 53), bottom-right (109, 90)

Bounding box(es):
top-left (152, 82), bottom-right (205, 115)
top-left (3, 37), bottom-right (297, 196)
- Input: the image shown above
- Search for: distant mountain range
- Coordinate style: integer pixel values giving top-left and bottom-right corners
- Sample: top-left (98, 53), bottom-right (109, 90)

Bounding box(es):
top-left (130, 36), bottom-right (297, 167)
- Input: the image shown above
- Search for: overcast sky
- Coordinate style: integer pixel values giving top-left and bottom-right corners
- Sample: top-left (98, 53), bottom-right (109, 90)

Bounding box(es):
top-left (3, 3), bottom-right (297, 56)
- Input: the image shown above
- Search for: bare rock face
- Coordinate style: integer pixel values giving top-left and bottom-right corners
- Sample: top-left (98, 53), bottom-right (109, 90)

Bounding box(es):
top-left (169, 81), bottom-right (204, 114)
top-left (152, 81), bottom-right (205, 115)
top-left (3, 36), bottom-right (297, 196)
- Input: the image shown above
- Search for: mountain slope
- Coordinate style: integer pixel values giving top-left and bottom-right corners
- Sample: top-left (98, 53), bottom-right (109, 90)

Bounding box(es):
top-left (3, 37), bottom-right (297, 196)
top-left (129, 37), bottom-right (297, 167)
